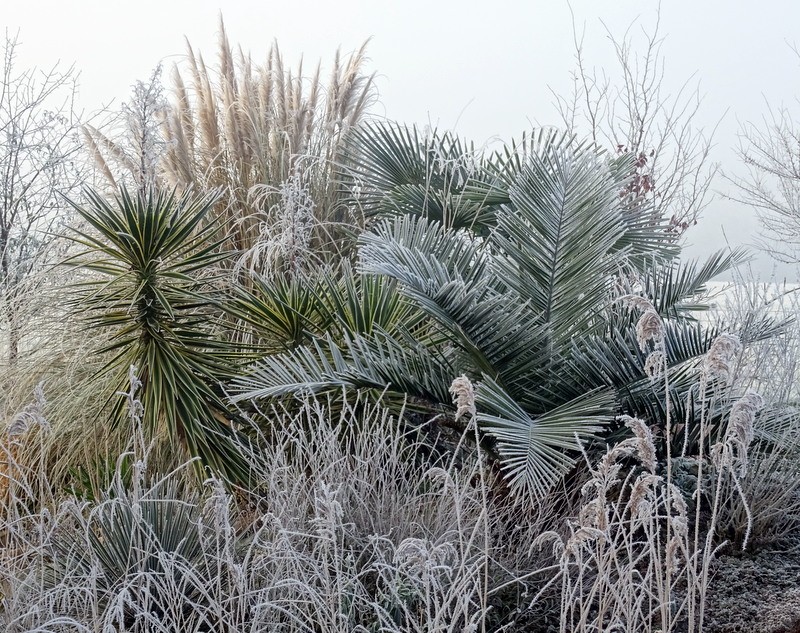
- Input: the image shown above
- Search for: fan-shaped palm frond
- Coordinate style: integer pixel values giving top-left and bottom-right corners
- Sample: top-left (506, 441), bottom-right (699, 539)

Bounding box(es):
top-left (230, 329), bottom-right (455, 407)
top-left (341, 122), bottom-right (496, 230)
top-left (359, 215), bottom-right (552, 396)
top-left (468, 130), bottom-right (680, 261)
top-left (567, 318), bottom-right (719, 422)
top-left (488, 134), bottom-right (628, 347)
top-left (476, 377), bottom-right (615, 499)
top-left (232, 127), bottom-right (749, 498)
top-left (641, 249), bottom-right (748, 319)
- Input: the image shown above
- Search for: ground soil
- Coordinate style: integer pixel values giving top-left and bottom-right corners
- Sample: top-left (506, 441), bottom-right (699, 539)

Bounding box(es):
top-left (704, 544), bottom-right (800, 633)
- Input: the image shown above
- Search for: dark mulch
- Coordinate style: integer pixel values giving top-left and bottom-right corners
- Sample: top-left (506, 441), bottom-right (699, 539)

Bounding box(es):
top-left (703, 544), bottom-right (800, 633)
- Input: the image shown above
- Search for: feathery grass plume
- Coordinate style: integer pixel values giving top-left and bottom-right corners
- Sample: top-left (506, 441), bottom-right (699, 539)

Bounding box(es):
top-left (644, 348), bottom-right (665, 380)
top-left (714, 421), bottom-right (800, 548)
top-left (160, 19), bottom-right (374, 261)
top-left (724, 391), bottom-right (763, 477)
top-left (701, 392), bottom-right (764, 564)
top-left (702, 332), bottom-right (742, 384)
top-left (537, 427), bottom-right (704, 633)
top-left (620, 293), bottom-right (665, 351)
top-left (1, 383), bottom-right (50, 506)
top-left (0, 318), bottom-right (137, 497)
top-left (705, 391), bottom-right (762, 552)
top-left (701, 273), bottom-right (800, 550)
top-left (620, 414), bottom-right (657, 473)
top-left (393, 537), bottom-right (457, 578)
top-left (0, 425), bottom-right (20, 509)
top-left (7, 383), bottom-right (49, 437)
top-left (450, 374), bottom-right (477, 421)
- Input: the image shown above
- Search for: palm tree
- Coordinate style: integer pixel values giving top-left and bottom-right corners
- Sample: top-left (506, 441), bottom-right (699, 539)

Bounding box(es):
top-left (231, 125), bottom-right (758, 499)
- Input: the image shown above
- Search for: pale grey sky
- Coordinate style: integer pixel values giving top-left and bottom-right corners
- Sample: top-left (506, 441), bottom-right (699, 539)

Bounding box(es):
top-left (6, 0), bottom-right (800, 278)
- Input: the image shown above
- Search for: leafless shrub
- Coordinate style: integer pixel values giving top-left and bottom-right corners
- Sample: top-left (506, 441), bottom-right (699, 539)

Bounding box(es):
top-left (0, 31), bottom-right (87, 365)
top-left (554, 7), bottom-right (718, 236)
top-left (730, 52), bottom-right (800, 263)
top-left (83, 65), bottom-right (169, 195)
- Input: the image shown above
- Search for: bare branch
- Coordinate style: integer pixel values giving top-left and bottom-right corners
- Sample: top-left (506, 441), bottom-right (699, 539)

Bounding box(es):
top-left (551, 5), bottom-right (718, 238)
top-left (0, 31), bottom-right (86, 363)
top-left (729, 77), bottom-right (800, 262)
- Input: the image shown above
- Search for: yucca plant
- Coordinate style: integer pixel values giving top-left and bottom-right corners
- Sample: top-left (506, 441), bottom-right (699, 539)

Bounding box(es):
top-left (231, 126), bottom-right (770, 499)
top-left (63, 486), bottom-right (209, 629)
top-left (66, 187), bottom-right (251, 482)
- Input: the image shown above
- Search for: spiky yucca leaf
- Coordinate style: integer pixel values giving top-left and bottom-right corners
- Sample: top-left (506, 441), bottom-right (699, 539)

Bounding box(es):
top-left (66, 187), bottom-right (251, 482)
top-left (48, 478), bottom-right (213, 626)
top-left (313, 261), bottom-right (423, 339)
top-left (227, 272), bottom-right (324, 351)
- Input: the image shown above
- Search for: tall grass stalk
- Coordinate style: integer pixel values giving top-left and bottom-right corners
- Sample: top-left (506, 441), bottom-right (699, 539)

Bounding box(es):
top-left (533, 297), bottom-right (759, 632)
top-left (1, 385), bottom-right (505, 631)
top-left (161, 21), bottom-right (374, 263)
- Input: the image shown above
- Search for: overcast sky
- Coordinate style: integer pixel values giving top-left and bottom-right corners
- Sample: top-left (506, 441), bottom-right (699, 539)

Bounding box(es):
top-left (5, 0), bottom-right (800, 279)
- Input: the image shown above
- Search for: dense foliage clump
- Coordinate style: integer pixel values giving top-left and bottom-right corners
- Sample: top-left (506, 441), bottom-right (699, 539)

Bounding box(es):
top-left (2, 21), bottom-right (800, 633)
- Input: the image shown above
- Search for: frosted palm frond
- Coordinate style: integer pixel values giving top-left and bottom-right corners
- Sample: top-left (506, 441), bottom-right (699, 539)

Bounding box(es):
top-left (359, 214), bottom-right (550, 397)
top-left (229, 330), bottom-right (455, 405)
top-left (476, 377), bottom-right (615, 500)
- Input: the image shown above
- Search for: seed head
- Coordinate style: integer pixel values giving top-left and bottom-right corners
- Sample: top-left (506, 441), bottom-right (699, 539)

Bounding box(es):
top-left (449, 375), bottom-right (476, 421)
top-left (703, 333), bottom-right (741, 384)
top-left (621, 415), bottom-right (657, 473)
top-left (644, 349), bottom-right (665, 381)
top-left (725, 391), bottom-right (763, 477)
top-left (620, 295), bottom-right (665, 352)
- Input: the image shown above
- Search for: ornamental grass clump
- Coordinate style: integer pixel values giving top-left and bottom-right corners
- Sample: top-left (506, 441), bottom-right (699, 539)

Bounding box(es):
top-left (531, 299), bottom-right (763, 632)
top-left (534, 415), bottom-right (692, 633)
top-left (1, 383), bottom-right (508, 632)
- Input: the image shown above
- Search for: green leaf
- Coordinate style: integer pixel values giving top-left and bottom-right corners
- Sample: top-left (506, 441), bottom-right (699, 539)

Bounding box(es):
top-left (66, 187), bottom-right (252, 483)
top-left (476, 377), bottom-right (615, 499)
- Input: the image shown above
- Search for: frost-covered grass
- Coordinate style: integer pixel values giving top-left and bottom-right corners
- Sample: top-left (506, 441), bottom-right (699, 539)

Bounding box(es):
top-left (2, 390), bottom-right (543, 632)
top-left (3, 346), bottom-right (798, 631)
top-left (3, 276), bottom-right (800, 631)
